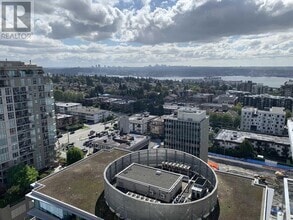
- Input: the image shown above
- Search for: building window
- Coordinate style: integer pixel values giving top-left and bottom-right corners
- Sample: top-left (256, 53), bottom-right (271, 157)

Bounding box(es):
top-left (5, 88), bottom-right (10, 95)
top-left (6, 96), bottom-right (13, 103)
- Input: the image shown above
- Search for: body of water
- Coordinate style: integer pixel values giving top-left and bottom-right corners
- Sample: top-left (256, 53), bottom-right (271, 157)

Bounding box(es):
top-left (154, 76), bottom-right (293, 88)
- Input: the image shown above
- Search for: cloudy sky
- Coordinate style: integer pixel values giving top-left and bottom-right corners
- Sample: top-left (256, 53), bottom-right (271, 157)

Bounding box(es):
top-left (2, 0), bottom-right (293, 67)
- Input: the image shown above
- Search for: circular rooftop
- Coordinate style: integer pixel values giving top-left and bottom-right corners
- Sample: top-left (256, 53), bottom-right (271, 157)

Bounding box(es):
top-left (104, 148), bottom-right (218, 220)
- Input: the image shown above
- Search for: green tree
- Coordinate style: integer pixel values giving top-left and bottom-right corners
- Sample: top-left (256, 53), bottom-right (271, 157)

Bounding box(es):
top-left (54, 90), bottom-right (64, 101)
top-left (232, 102), bottom-right (242, 115)
top-left (7, 164), bottom-right (38, 190)
top-left (239, 140), bottom-right (254, 158)
top-left (67, 147), bottom-right (84, 165)
top-left (286, 110), bottom-right (292, 120)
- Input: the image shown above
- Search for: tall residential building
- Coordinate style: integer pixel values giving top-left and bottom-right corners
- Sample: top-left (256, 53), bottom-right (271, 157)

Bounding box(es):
top-left (238, 94), bottom-right (293, 111)
top-left (0, 61), bottom-right (56, 184)
top-left (164, 108), bottom-right (209, 161)
top-left (240, 107), bottom-right (286, 136)
top-left (281, 80), bottom-right (293, 97)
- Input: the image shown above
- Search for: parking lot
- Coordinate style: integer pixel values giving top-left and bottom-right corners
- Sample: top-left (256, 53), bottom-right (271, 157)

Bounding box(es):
top-left (56, 121), bottom-right (117, 158)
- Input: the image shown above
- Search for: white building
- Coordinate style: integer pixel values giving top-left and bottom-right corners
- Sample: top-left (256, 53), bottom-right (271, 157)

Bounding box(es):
top-left (67, 107), bottom-right (110, 124)
top-left (119, 115), bottom-right (130, 134)
top-left (215, 129), bottom-right (290, 159)
top-left (164, 108), bottom-right (209, 161)
top-left (129, 113), bottom-right (158, 134)
top-left (55, 102), bottom-right (82, 114)
top-left (240, 107), bottom-right (286, 136)
top-left (287, 118), bottom-right (293, 159)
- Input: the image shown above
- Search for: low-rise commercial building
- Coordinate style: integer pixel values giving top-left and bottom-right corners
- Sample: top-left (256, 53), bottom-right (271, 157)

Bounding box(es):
top-left (67, 107), bottom-right (110, 124)
top-left (163, 103), bottom-right (180, 115)
top-left (192, 93), bottom-right (214, 104)
top-left (214, 94), bottom-right (238, 105)
top-left (129, 113), bottom-right (158, 134)
top-left (55, 102), bottom-right (82, 114)
top-left (119, 115), bottom-right (130, 134)
top-left (215, 129), bottom-right (291, 159)
top-left (56, 114), bottom-right (79, 130)
top-left (240, 107), bottom-right (286, 136)
top-left (149, 116), bottom-right (165, 137)
top-left (199, 103), bottom-right (233, 113)
top-left (91, 134), bottom-right (150, 151)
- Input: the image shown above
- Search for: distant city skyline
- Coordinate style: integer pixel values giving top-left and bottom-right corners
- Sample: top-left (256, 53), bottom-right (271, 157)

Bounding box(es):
top-left (2, 0), bottom-right (293, 67)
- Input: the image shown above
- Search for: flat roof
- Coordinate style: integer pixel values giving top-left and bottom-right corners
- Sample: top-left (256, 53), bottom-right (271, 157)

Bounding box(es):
top-left (242, 106), bottom-right (285, 114)
top-left (69, 107), bottom-right (107, 115)
top-left (129, 114), bottom-right (158, 123)
top-left (92, 134), bottom-right (149, 150)
top-left (215, 129), bottom-right (290, 145)
top-left (116, 163), bottom-right (182, 190)
top-left (55, 102), bottom-right (81, 107)
top-left (35, 149), bottom-right (128, 215)
top-left (56, 113), bottom-right (74, 119)
top-left (217, 172), bottom-right (264, 220)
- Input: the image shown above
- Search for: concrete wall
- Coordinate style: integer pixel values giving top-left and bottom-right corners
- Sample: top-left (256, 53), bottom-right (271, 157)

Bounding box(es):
top-left (104, 149), bottom-right (218, 220)
top-left (0, 198), bottom-right (33, 220)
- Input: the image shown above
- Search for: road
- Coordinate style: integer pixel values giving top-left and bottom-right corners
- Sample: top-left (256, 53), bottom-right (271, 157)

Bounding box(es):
top-left (56, 121), bottom-right (117, 158)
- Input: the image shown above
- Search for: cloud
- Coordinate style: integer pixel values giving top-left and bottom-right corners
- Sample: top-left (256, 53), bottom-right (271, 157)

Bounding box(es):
top-left (123, 0), bottom-right (293, 44)
top-left (32, 0), bottom-right (293, 44)
top-left (35, 0), bottom-right (123, 40)
top-left (2, 0), bottom-right (293, 66)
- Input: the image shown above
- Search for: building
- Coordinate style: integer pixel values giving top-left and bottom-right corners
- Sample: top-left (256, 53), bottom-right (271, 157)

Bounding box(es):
top-left (91, 134), bottom-right (150, 151)
top-left (281, 80), bottom-right (293, 97)
top-left (240, 107), bottom-right (286, 136)
top-left (56, 114), bottom-right (79, 130)
top-left (287, 118), bottom-right (293, 159)
top-left (163, 103), bottom-right (180, 115)
top-left (26, 148), bottom-right (271, 220)
top-left (104, 149), bottom-right (218, 219)
top-left (115, 163), bottom-right (183, 203)
top-left (164, 108), bottom-right (209, 161)
top-left (237, 80), bottom-right (253, 92)
top-left (0, 61), bottom-right (56, 183)
top-left (118, 115), bottom-right (130, 134)
top-left (149, 116), bottom-right (165, 137)
top-left (55, 102), bottom-right (81, 114)
top-left (129, 112), bottom-right (158, 134)
top-left (238, 94), bottom-right (293, 111)
top-left (215, 129), bottom-right (290, 159)
top-left (214, 94), bottom-right (238, 105)
top-left (67, 107), bottom-right (110, 124)
top-left (192, 93), bottom-right (214, 104)
top-left (251, 83), bottom-right (269, 95)
top-left (199, 103), bottom-right (233, 113)
top-left (283, 178), bottom-right (293, 220)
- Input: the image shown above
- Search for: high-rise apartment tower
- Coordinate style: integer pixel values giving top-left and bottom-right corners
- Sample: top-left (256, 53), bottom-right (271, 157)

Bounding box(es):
top-left (0, 61), bottom-right (56, 183)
